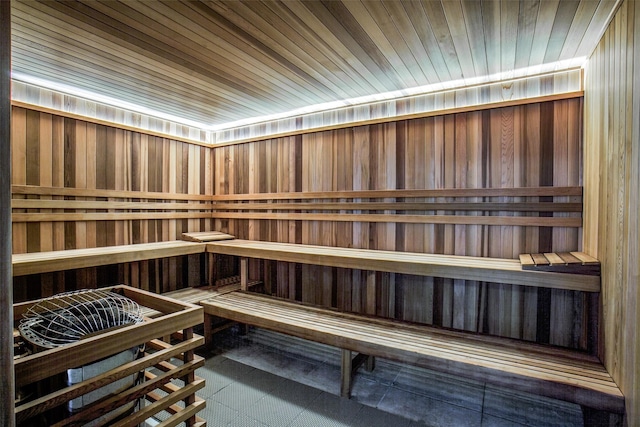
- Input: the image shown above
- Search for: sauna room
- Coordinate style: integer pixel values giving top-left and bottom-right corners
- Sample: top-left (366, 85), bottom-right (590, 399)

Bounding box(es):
top-left (1, 1), bottom-right (638, 426)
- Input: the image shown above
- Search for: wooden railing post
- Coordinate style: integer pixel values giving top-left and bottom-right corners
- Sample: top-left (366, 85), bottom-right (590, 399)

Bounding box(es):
top-left (1, 1), bottom-right (15, 424)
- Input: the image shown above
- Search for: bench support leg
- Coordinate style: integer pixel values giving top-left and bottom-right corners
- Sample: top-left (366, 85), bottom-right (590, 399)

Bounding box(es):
top-left (203, 313), bottom-right (213, 349)
top-left (240, 257), bottom-right (249, 291)
top-left (341, 349), bottom-right (353, 398)
top-left (340, 350), bottom-right (375, 398)
top-left (366, 355), bottom-right (376, 372)
top-left (581, 407), bottom-right (623, 427)
top-left (208, 253), bottom-right (216, 287)
top-left (366, 270), bottom-right (376, 315)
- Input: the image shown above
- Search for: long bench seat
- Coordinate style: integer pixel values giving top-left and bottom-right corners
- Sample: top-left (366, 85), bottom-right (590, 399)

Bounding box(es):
top-left (201, 290), bottom-right (624, 417)
top-left (12, 237), bottom-right (600, 293)
top-left (12, 240), bottom-right (206, 276)
top-left (205, 239), bottom-right (600, 292)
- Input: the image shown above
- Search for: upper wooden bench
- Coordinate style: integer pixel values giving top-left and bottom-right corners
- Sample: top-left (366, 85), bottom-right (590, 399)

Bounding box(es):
top-left (205, 239), bottom-right (600, 292)
top-left (12, 240), bottom-right (206, 276)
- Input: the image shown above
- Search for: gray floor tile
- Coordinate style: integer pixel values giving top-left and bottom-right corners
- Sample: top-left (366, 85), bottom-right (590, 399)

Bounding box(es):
top-left (480, 413), bottom-right (528, 427)
top-left (482, 386), bottom-right (583, 427)
top-left (288, 391), bottom-right (364, 427)
top-left (243, 392), bottom-right (309, 426)
top-left (354, 358), bottom-right (404, 386)
top-left (349, 404), bottom-right (413, 427)
top-left (199, 400), bottom-right (239, 427)
top-left (299, 361), bottom-right (342, 395)
top-left (392, 364), bottom-right (485, 412)
top-left (350, 375), bottom-right (390, 408)
top-left (377, 386), bottom-right (483, 427)
top-left (226, 413), bottom-right (270, 426)
top-left (225, 346), bottom-right (321, 380)
top-left (212, 381), bottom-right (270, 411)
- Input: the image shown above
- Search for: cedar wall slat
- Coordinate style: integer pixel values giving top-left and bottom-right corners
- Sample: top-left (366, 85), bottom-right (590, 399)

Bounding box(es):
top-left (213, 97), bottom-right (585, 348)
top-left (11, 106), bottom-right (212, 300)
top-left (584, 0), bottom-right (639, 424)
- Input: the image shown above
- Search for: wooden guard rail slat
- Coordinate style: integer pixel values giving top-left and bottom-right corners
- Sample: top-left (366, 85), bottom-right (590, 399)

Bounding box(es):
top-left (211, 186), bottom-right (583, 200)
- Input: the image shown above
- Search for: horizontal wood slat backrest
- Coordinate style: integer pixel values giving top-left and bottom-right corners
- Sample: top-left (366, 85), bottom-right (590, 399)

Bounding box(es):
top-left (12, 185), bottom-right (214, 222)
top-left (211, 186), bottom-right (583, 228)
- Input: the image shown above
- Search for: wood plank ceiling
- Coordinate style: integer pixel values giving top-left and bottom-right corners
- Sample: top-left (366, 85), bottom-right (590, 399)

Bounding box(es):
top-left (11, 0), bottom-right (619, 128)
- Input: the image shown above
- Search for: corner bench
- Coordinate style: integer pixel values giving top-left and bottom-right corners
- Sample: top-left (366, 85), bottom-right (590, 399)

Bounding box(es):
top-left (200, 290), bottom-right (624, 420)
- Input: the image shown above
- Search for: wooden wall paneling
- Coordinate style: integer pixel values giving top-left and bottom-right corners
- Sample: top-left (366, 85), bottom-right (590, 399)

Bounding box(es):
top-left (84, 122), bottom-right (98, 290)
top-left (372, 123), bottom-right (396, 317)
top-left (228, 144), bottom-right (237, 238)
top-left (583, 1), bottom-right (640, 425)
top-left (188, 142), bottom-right (198, 233)
top-left (510, 105), bottom-right (524, 339)
top-left (12, 107), bottom-right (27, 255)
top-left (39, 112), bottom-right (53, 253)
top-left (440, 114), bottom-right (456, 328)
top-left (168, 139), bottom-right (180, 289)
top-left (550, 99), bottom-right (580, 348)
top-left (400, 118), bottom-right (434, 325)
top-left (452, 113), bottom-right (467, 331)
top-left (114, 128), bottom-right (126, 245)
top-left (1, 3), bottom-right (13, 419)
top-left (74, 119), bottom-right (87, 249)
top-left (161, 139), bottom-right (171, 244)
top-left (95, 125), bottom-right (108, 248)
top-left (319, 132), bottom-right (335, 307)
top-left (351, 125), bottom-right (371, 313)
top-left (140, 133), bottom-right (150, 244)
top-left (522, 103), bottom-right (541, 342)
top-left (247, 140), bottom-right (261, 285)
top-left (463, 112), bottom-right (483, 332)
top-left (334, 129), bottom-right (351, 310)
top-left (51, 114), bottom-right (65, 251)
top-left (168, 139), bottom-right (178, 242)
top-left (63, 117), bottom-right (77, 251)
top-left (147, 135), bottom-right (158, 243)
top-left (486, 107), bottom-right (511, 338)
top-left (275, 138), bottom-right (289, 298)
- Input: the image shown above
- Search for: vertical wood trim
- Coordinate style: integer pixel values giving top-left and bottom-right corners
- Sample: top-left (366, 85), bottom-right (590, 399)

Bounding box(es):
top-left (584, 1), bottom-right (639, 424)
top-left (1, 0), bottom-right (15, 424)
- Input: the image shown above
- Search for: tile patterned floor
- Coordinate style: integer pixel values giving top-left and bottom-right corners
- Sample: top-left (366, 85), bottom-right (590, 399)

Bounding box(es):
top-left (190, 326), bottom-right (584, 427)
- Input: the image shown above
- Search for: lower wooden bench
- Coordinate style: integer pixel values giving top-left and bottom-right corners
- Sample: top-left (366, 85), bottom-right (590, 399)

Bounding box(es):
top-left (200, 291), bottom-right (624, 421)
top-left (144, 276), bottom-right (261, 347)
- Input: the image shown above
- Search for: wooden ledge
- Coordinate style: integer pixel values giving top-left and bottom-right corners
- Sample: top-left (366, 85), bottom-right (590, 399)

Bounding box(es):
top-left (519, 252), bottom-right (600, 275)
top-left (181, 231), bottom-right (235, 242)
top-left (12, 241), bottom-right (206, 276)
top-left (206, 240), bottom-right (601, 292)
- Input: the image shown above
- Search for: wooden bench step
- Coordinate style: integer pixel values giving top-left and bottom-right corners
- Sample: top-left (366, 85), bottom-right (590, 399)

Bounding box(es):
top-left (181, 231), bottom-right (235, 242)
top-left (519, 252), bottom-right (601, 275)
top-left (200, 291), bottom-right (624, 414)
